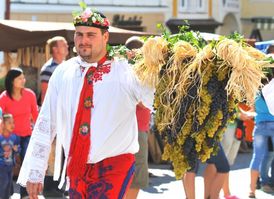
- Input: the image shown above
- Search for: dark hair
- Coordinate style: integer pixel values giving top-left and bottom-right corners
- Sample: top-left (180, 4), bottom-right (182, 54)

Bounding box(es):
top-left (267, 45), bottom-right (274, 54)
top-left (100, 28), bottom-right (108, 35)
top-left (3, 113), bottom-right (13, 122)
top-left (5, 68), bottom-right (23, 99)
top-left (125, 36), bottom-right (144, 50)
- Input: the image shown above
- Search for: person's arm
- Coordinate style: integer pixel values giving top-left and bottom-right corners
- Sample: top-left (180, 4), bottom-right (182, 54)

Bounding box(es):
top-left (40, 82), bottom-right (48, 105)
top-left (262, 78), bottom-right (274, 115)
top-left (30, 91), bottom-right (39, 123)
top-left (17, 69), bottom-right (59, 198)
top-left (0, 93), bottom-right (6, 114)
top-left (125, 61), bottom-right (154, 110)
top-left (238, 105), bottom-right (256, 120)
top-left (0, 96), bottom-right (6, 135)
top-left (137, 102), bottom-right (149, 109)
top-left (13, 135), bottom-right (21, 153)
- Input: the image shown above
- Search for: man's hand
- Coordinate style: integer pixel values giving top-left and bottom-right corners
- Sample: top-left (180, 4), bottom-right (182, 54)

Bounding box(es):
top-left (26, 182), bottom-right (43, 199)
top-left (238, 107), bottom-right (256, 120)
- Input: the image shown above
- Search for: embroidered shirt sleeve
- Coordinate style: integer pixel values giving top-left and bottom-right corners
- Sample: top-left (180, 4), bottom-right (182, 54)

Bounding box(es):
top-left (17, 69), bottom-right (59, 187)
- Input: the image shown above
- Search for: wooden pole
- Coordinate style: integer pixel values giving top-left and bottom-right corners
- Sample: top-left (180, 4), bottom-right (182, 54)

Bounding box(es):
top-left (173, 0), bottom-right (178, 18)
top-left (5, 0), bottom-right (10, 19)
top-left (208, 0), bottom-right (212, 18)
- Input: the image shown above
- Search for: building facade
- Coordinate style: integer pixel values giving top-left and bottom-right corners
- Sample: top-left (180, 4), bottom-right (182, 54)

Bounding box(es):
top-left (7, 1), bottom-right (274, 40)
top-left (10, 0), bottom-right (168, 33)
top-left (241, 0), bottom-right (274, 41)
top-left (166, 0), bottom-right (241, 35)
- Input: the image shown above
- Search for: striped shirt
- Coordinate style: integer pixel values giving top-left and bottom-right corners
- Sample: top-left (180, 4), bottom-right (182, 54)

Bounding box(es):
top-left (40, 58), bottom-right (58, 83)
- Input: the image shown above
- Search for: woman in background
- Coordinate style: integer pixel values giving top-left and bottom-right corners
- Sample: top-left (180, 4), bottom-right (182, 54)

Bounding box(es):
top-left (0, 67), bottom-right (38, 198)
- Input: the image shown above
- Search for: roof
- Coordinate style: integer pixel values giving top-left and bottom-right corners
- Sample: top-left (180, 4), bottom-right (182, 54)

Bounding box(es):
top-left (0, 19), bottom-right (151, 51)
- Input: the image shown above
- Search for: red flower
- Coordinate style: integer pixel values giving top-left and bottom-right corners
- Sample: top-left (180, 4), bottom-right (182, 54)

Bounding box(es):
top-left (93, 73), bottom-right (100, 79)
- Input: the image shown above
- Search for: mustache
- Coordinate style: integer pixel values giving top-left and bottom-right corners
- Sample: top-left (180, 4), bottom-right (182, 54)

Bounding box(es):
top-left (79, 44), bottom-right (92, 48)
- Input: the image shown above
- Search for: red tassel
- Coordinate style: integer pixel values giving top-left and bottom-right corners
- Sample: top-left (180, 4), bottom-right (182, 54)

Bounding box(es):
top-left (67, 135), bottom-right (90, 178)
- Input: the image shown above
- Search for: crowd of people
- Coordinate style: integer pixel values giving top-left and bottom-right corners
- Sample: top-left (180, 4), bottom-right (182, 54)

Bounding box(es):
top-left (0, 4), bottom-right (274, 199)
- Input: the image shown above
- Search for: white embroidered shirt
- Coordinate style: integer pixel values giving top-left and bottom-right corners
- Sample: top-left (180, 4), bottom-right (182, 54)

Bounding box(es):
top-left (17, 56), bottom-right (154, 188)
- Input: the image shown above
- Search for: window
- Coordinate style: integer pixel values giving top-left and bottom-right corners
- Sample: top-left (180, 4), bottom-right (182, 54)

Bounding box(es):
top-left (180, 0), bottom-right (206, 12)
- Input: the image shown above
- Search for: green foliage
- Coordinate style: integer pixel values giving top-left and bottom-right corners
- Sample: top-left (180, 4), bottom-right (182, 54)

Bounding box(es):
top-left (157, 23), bottom-right (171, 40)
top-left (107, 44), bottom-right (129, 59)
top-left (157, 22), bottom-right (206, 50)
top-left (106, 44), bottom-right (114, 58)
top-left (265, 56), bottom-right (274, 64)
top-left (226, 31), bottom-right (244, 43)
top-left (79, 1), bottom-right (87, 10)
top-left (72, 1), bottom-right (87, 17)
top-left (262, 57), bottom-right (274, 78)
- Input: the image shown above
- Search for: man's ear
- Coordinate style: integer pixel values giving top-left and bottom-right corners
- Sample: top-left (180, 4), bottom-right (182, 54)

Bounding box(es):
top-left (103, 31), bottom-right (109, 43)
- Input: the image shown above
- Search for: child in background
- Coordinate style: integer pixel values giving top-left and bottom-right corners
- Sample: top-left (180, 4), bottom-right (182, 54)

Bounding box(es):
top-left (0, 113), bottom-right (20, 199)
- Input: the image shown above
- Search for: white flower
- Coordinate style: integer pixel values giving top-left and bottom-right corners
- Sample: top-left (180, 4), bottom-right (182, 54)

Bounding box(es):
top-left (92, 17), bottom-right (97, 23)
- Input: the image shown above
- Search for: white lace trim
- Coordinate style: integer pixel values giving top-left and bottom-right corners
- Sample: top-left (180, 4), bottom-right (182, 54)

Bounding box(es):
top-left (36, 117), bottom-right (50, 135)
top-left (28, 169), bottom-right (44, 184)
top-left (23, 116), bottom-right (52, 185)
top-left (31, 142), bottom-right (50, 161)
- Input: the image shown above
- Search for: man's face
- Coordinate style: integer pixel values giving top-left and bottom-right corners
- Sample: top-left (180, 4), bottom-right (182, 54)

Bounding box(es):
top-left (74, 26), bottom-right (109, 63)
top-left (56, 40), bottom-right (69, 60)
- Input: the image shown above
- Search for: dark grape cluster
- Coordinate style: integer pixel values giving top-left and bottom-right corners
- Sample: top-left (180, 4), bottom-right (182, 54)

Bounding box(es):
top-left (161, 125), bottom-right (178, 145)
top-left (182, 137), bottom-right (198, 169)
top-left (174, 75), bottom-right (200, 133)
top-left (160, 74), bottom-right (200, 145)
top-left (193, 75), bottom-right (220, 132)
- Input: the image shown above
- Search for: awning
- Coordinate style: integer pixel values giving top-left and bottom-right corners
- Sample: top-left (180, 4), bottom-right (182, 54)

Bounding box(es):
top-left (0, 19), bottom-right (151, 51)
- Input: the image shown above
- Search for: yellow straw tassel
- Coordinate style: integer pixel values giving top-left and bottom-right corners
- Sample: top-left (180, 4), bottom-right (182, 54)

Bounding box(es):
top-left (216, 39), bottom-right (265, 104)
top-left (134, 37), bottom-right (169, 87)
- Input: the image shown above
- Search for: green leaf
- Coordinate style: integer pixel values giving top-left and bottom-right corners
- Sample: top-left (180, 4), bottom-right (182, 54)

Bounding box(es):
top-left (157, 23), bottom-right (171, 40)
top-left (227, 31), bottom-right (244, 43)
top-left (72, 10), bottom-right (80, 17)
top-left (265, 56), bottom-right (274, 64)
top-left (79, 1), bottom-right (87, 10)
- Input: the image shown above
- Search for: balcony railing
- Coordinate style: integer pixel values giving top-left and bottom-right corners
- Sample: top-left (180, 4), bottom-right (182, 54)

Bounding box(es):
top-left (11, 0), bottom-right (165, 6)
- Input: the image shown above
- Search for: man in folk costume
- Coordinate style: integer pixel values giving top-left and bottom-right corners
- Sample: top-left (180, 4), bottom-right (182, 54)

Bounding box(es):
top-left (17, 5), bottom-right (154, 199)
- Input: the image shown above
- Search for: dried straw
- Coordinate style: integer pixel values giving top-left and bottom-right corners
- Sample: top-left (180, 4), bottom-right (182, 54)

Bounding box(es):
top-left (134, 37), bottom-right (169, 88)
top-left (216, 39), bottom-right (265, 104)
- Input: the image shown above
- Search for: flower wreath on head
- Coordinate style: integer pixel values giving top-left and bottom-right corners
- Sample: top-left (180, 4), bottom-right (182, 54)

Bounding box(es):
top-left (72, 1), bottom-right (110, 29)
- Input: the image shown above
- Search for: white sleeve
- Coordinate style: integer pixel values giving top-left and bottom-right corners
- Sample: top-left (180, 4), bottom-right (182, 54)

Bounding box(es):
top-left (128, 63), bottom-right (155, 110)
top-left (17, 69), bottom-right (59, 187)
top-left (262, 78), bottom-right (274, 116)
